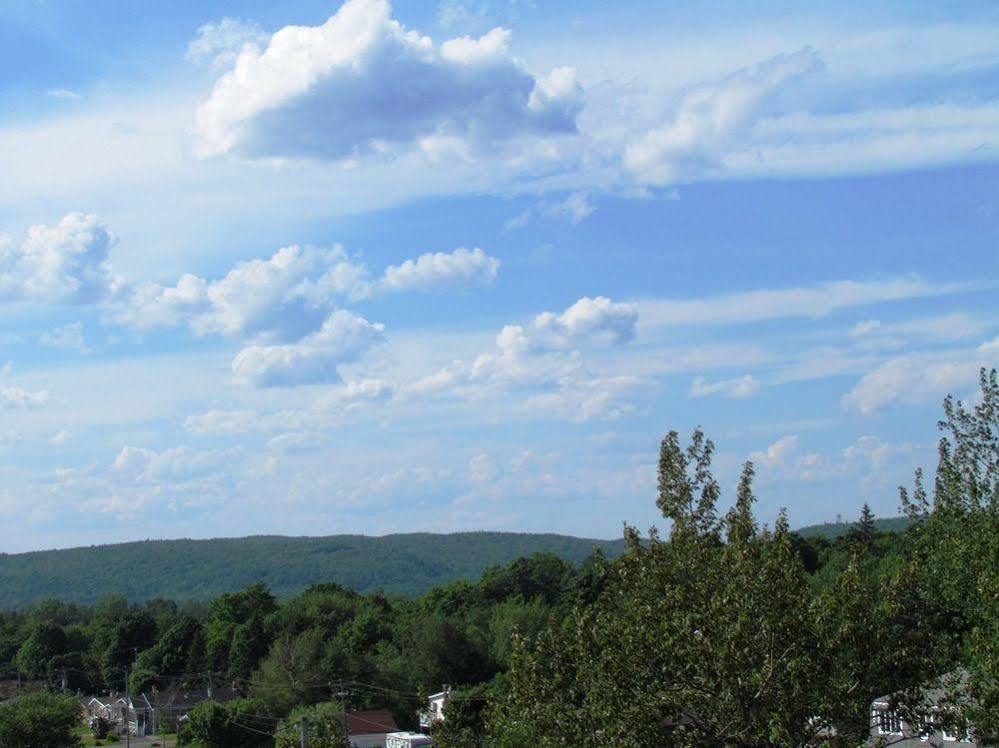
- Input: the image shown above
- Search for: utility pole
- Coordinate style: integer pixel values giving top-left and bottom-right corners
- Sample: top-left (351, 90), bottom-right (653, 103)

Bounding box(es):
top-left (125, 646), bottom-right (137, 748)
top-left (299, 715), bottom-right (307, 748)
top-left (125, 661), bottom-right (131, 748)
top-left (334, 679), bottom-right (350, 746)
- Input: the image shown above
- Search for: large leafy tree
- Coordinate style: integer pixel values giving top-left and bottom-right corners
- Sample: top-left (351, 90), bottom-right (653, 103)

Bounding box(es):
top-left (488, 429), bottom-right (826, 746)
top-left (0, 692), bottom-right (82, 748)
top-left (892, 369), bottom-right (999, 737)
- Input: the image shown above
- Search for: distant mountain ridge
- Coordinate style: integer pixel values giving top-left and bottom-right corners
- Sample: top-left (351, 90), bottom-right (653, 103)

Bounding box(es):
top-left (794, 516), bottom-right (911, 540)
top-left (0, 519), bottom-right (913, 609)
top-left (0, 532), bottom-right (628, 608)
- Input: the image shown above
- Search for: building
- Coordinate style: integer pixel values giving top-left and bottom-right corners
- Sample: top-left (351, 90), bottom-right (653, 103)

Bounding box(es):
top-left (870, 672), bottom-right (986, 746)
top-left (346, 709), bottom-right (401, 748)
top-left (146, 685), bottom-right (241, 733)
top-left (386, 732), bottom-right (434, 748)
top-left (81, 686), bottom-right (240, 737)
top-left (418, 688), bottom-right (450, 731)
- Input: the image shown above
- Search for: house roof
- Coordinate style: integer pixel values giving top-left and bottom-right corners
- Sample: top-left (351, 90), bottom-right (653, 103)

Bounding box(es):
top-left (346, 709), bottom-right (399, 735)
top-left (146, 687), bottom-right (241, 710)
top-left (873, 669), bottom-right (972, 708)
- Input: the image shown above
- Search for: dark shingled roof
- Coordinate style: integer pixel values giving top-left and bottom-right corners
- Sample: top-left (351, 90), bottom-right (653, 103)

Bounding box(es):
top-left (346, 709), bottom-right (399, 735)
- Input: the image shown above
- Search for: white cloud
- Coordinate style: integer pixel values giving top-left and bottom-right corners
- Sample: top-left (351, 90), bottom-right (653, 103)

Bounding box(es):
top-left (502, 192), bottom-right (595, 231)
top-left (625, 48), bottom-right (822, 185)
top-left (121, 243), bottom-right (498, 342)
top-left (842, 337), bottom-right (999, 414)
top-left (184, 408), bottom-right (308, 435)
top-left (319, 378), bottom-right (395, 410)
top-left (0, 385), bottom-right (50, 409)
top-left (113, 444), bottom-right (237, 482)
top-left (546, 191), bottom-right (595, 224)
top-left (194, 0), bottom-right (582, 160)
top-left (266, 432), bottom-right (323, 453)
top-left (638, 276), bottom-right (978, 329)
top-left (689, 374), bottom-right (761, 399)
top-left (380, 247), bottom-right (499, 292)
top-left (232, 309), bottom-right (385, 387)
top-left (46, 89), bottom-right (81, 101)
top-left (38, 322), bottom-right (91, 353)
top-left (750, 434), bottom-right (799, 470)
top-left (121, 244), bottom-right (368, 340)
top-left (848, 313), bottom-right (990, 349)
top-left (0, 213), bottom-right (121, 304)
top-left (186, 17), bottom-right (270, 69)
top-left (50, 430), bottom-right (71, 445)
top-left (398, 296), bottom-right (641, 420)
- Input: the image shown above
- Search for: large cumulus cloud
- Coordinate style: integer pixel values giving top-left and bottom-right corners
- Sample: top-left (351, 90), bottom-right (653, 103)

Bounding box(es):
top-left (0, 213), bottom-right (121, 304)
top-left (194, 0), bottom-right (583, 160)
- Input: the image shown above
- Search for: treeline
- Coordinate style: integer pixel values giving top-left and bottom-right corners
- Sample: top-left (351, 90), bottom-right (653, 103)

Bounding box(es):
top-left (0, 532), bottom-right (629, 607)
top-left (1, 370), bottom-right (997, 747)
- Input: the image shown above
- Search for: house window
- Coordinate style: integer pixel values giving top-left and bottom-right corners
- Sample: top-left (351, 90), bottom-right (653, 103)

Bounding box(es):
top-left (876, 708), bottom-right (903, 735)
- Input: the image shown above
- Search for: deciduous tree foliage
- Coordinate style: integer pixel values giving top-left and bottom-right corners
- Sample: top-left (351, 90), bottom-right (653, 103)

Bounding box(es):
top-left (0, 692), bottom-right (82, 748)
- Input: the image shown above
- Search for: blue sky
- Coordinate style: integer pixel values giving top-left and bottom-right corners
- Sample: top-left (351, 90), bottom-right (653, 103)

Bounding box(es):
top-left (1, 0), bottom-right (997, 552)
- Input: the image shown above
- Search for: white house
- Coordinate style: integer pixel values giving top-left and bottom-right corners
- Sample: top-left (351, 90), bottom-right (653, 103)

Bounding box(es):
top-left (870, 672), bottom-right (984, 746)
top-left (386, 732), bottom-right (433, 748)
top-left (418, 688), bottom-right (450, 731)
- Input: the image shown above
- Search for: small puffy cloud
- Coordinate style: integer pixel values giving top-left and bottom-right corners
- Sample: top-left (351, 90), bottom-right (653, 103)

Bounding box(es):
top-left (842, 337), bottom-right (999, 413)
top-left (0, 385), bottom-right (50, 409)
top-left (545, 191), bottom-right (595, 224)
top-left (466, 296), bottom-right (637, 389)
top-left (38, 322), bottom-right (91, 353)
top-left (689, 373), bottom-right (761, 399)
top-left (0, 213), bottom-right (121, 304)
top-left (50, 430), bottom-right (71, 445)
top-left (46, 88), bottom-right (81, 101)
top-left (187, 17), bottom-right (269, 69)
top-left (184, 408), bottom-right (307, 435)
top-left (232, 309), bottom-right (384, 387)
top-left (113, 444), bottom-right (236, 482)
top-left (319, 378), bottom-right (395, 411)
top-left (266, 432), bottom-right (323, 453)
top-left (403, 296), bottom-right (641, 420)
top-left (842, 435), bottom-right (908, 471)
top-left (503, 192), bottom-right (595, 232)
top-left (121, 244), bottom-right (369, 341)
top-left (380, 247), bottom-right (499, 292)
top-left (120, 243), bottom-right (497, 342)
top-left (498, 296), bottom-right (638, 355)
top-left (468, 453), bottom-right (496, 483)
top-left (749, 434), bottom-right (799, 470)
top-left (194, 0), bottom-right (582, 160)
top-left (625, 48), bottom-right (821, 185)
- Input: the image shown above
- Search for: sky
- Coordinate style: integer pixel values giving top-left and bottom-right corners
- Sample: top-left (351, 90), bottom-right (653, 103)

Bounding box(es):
top-left (0, 0), bottom-right (997, 552)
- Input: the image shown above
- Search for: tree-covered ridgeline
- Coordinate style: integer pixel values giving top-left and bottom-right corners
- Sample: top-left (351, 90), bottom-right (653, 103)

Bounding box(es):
top-left (0, 369), bottom-right (996, 747)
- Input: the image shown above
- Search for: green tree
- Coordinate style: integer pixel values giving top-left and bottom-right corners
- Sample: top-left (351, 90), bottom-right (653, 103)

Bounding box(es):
top-left (204, 583), bottom-right (277, 675)
top-left (274, 701), bottom-right (348, 748)
top-left (251, 628), bottom-right (330, 714)
top-left (488, 430), bottom-right (826, 746)
top-left (130, 614), bottom-right (205, 692)
top-left (0, 692), bottom-right (82, 748)
top-left (898, 368), bottom-right (999, 735)
top-left (14, 621), bottom-right (67, 679)
top-left (101, 609), bottom-right (157, 688)
top-left (848, 502), bottom-right (878, 547)
top-left (179, 698), bottom-right (273, 747)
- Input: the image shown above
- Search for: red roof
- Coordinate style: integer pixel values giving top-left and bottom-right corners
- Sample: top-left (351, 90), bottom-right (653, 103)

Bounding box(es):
top-left (346, 709), bottom-right (399, 735)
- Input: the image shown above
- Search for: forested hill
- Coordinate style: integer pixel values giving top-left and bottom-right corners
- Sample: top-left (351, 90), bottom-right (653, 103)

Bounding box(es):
top-left (795, 516), bottom-right (910, 539)
top-left (0, 532), bottom-right (628, 608)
